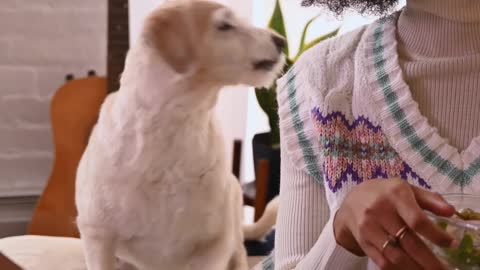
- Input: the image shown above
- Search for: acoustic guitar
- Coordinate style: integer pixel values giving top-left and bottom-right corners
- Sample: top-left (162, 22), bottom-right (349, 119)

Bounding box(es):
top-left (28, 0), bottom-right (130, 237)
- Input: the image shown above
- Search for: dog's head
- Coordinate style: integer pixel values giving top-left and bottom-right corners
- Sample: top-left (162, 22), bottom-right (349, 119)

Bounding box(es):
top-left (142, 0), bottom-right (286, 88)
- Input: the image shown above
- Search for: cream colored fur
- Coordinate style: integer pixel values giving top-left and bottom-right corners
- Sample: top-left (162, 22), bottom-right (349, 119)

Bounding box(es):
top-left (75, 1), bottom-right (284, 270)
top-left (243, 196), bottom-right (279, 241)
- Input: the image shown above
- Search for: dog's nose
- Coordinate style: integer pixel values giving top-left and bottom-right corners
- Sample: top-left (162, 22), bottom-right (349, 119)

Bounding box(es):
top-left (272, 35), bottom-right (286, 53)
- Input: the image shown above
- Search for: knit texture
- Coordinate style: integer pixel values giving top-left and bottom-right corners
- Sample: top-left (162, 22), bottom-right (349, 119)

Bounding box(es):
top-left (397, 2), bottom-right (480, 150)
top-left (270, 1), bottom-right (480, 269)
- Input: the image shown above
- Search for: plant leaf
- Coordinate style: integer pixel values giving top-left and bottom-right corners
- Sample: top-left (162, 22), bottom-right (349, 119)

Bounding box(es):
top-left (254, 86), bottom-right (280, 145)
top-left (268, 0), bottom-right (288, 56)
top-left (298, 15), bottom-right (320, 54)
top-left (294, 27), bottom-right (339, 61)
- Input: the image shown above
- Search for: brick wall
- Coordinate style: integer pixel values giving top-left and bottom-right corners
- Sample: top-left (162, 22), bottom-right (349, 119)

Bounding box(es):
top-left (0, 0), bottom-right (107, 195)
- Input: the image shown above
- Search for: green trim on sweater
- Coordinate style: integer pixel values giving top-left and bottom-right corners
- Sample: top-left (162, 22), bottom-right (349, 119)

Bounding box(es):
top-left (286, 69), bottom-right (323, 183)
top-left (372, 19), bottom-right (480, 187)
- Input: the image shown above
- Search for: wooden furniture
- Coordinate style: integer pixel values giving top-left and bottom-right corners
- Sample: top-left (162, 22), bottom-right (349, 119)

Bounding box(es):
top-left (232, 140), bottom-right (242, 179)
top-left (232, 140), bottom-right (272, 222)
top-left (28, 0), bottom-right (130, 237)
top-left (252, 160), bottom-right (270, 221)
top-left (0, 253), bottom-right (22, 270)
top-left (28, 75), bottom-right (107, 237)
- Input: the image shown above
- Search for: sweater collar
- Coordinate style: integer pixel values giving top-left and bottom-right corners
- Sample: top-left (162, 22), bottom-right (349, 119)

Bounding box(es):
top-left (364, 14), bottom-right (480, 192)
top-left (406, 0), bottom-right (480, 22)
top-left (397, 0), bottom-right (480, 58)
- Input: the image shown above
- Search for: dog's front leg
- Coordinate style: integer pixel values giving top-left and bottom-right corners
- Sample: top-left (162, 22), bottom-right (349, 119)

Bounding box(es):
top-left (80, 227), bottom-right (116, 270)
top-left (228, 244), bottom-right (248, 270)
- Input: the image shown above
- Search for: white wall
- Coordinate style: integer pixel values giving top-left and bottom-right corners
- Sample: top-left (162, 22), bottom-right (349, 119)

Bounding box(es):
top-left (0, 0), bottom-right (107, 236)
top-left (0, 0), bottom-right (107, 196)
top-left (129, 1), bottom-right (163, 46)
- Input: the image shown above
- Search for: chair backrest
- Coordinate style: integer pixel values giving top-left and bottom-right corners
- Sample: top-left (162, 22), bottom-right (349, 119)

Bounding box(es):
top-left (254, 159), bottom-right (270, 221)
top-left (231, 139), bottom-right (272, 221)
top-left (232, 139), bottom-right (242, 179)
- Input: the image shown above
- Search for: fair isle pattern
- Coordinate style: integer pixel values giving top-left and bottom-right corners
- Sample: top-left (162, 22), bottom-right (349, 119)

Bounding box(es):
top-left (312, 109), bottom-right (430, 192)
top-left (372, 18), bottom-right (480, 187)
top-left (285, 69), bottom-right (323, 183)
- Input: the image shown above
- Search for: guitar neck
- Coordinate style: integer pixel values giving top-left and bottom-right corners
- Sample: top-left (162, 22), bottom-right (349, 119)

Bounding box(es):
top-left (107, 0), bottom-right (130, 94)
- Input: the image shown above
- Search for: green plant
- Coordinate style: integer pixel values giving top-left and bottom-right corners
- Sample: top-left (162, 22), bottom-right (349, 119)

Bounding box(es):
top-left (255, 0), bottom-right (339, 148)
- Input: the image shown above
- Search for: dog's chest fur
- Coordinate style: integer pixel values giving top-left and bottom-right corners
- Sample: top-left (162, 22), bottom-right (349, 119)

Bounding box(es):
top-left (76, 91), bottom-right (236, 268)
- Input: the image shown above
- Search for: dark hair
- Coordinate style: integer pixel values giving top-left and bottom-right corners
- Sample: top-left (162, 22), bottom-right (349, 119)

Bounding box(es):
top-left (301, 0), bottom-right (398, 15)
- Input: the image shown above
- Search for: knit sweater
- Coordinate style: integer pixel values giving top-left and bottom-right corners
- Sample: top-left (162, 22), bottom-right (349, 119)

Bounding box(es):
top-left (398, 0), bottom-right (480, 150)
top-left (264, 1), bottom-right (480, 269)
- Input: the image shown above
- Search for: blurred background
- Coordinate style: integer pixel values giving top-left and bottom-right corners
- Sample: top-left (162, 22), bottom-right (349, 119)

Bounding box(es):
top-left (0, 0), bottom-right (404, 237)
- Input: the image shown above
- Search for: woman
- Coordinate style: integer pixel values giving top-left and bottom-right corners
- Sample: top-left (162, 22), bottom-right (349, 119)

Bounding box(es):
top-left (274, 0), bottom-right (480, 269)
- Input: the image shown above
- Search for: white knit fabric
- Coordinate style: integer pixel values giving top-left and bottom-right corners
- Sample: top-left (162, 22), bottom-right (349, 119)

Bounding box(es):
top-left (274, 23), bottom-right (375, 270)
top-left (397, 1), bottom-right (480, 150)
top-left (273, 1), bottom-right (480, 269)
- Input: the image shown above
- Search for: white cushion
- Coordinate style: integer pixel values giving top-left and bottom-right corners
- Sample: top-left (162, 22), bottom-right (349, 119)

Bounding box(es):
top-left (0, 235), bottom-right (85, 270)
top-left (0, 235), bottom-right (264, 269)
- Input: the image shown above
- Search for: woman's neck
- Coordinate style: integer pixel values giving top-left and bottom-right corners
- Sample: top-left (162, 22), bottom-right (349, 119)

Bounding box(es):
top-left (397, 0), bottom-right (480, 58)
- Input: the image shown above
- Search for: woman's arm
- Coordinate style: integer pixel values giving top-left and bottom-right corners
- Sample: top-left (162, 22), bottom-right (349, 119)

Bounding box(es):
top-left (274, 147), bottom-right (367, 270)
top-left (274, 57), bottom-right (366, 269)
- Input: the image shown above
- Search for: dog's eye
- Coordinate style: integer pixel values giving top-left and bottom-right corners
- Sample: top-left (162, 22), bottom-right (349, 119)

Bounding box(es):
top-left (217, 22), bottom-right (235, 31)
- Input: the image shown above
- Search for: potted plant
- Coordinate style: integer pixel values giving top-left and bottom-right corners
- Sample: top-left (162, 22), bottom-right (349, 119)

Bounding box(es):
top-left (252, 0), bottom-right (338, 201)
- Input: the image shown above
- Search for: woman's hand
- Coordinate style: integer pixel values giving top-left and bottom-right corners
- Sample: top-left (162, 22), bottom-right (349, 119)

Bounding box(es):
top-left (333, 178), bottom-right (456, 270)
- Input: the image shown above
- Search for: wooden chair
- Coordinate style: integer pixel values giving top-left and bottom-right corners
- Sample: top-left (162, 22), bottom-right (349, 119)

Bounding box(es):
top-left (231, 140), bottom-right (271, 221)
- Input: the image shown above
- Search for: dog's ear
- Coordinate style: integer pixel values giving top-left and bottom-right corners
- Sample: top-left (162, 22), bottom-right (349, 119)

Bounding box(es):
top-left (144, 6), bottom-right (197, 74)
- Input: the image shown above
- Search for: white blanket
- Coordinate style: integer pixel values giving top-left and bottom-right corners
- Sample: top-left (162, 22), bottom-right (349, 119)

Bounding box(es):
top-left (0, 236), bottom-right (85, 270)
top-left (0, 236), bottom-right (264, 270)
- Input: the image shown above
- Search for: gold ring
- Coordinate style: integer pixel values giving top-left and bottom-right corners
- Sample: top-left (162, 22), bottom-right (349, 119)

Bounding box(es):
top-left (395, 226), bottom-right (409, 242)
top-left (381, 235), bottom-right (398, 253)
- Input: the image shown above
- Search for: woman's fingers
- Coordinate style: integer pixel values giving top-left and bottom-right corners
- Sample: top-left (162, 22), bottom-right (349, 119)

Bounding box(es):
top-left (391, 185), bottom-right (454, 247)
top-left (398, 227), bottom-right (450, 270)
top-left (411, 186), bottom-right (455, 217)
top-left (371, 230), bottom-right (421, 269)
top-left (381, 211), bottom-right (448, 269)
top-left (355, 221), bottom-right (396, 270)
top-left (337, 179), bottom-right (456, 269)
top-left (357, 221), bottom-right (412, 270)
top-left (379, 213), bottom-right (422, 269)
top-left (362, 243), bottom-right (397, 270)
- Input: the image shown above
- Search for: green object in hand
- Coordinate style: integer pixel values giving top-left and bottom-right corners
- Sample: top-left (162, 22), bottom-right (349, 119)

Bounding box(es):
top-left (445, 234), bottom-right (480, 266)
top-left (457, 208), bottom-right (480, 221)
top-left (436, 217), bottom-right (480, 267)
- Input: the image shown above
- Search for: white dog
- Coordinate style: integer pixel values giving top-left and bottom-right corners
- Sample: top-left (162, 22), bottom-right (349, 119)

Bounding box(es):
top-left (75, 1), bottom-right (285, 270)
